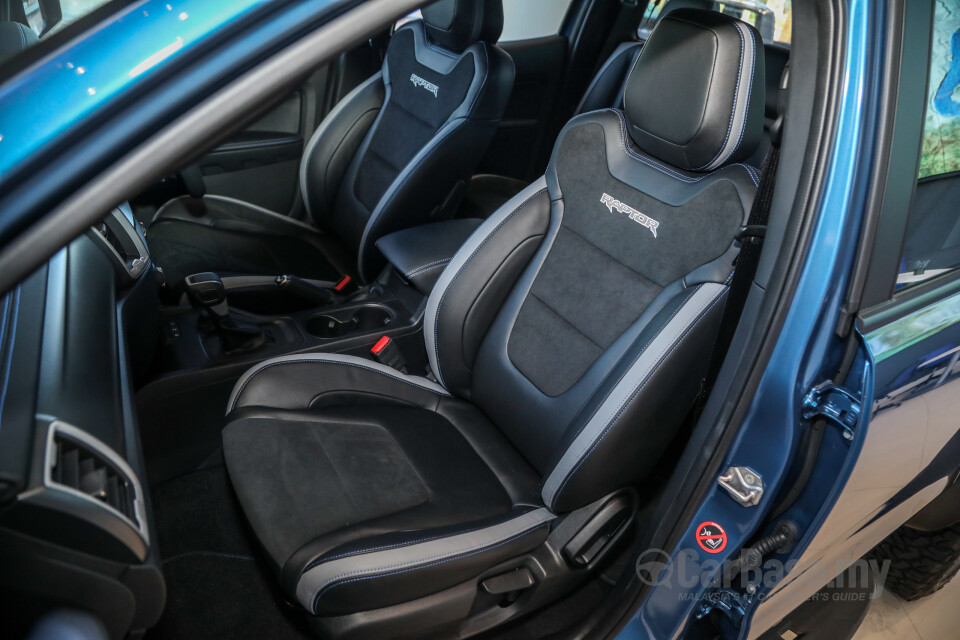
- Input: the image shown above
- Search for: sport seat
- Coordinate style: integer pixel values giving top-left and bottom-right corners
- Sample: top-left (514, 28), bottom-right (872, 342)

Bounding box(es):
top-left (222, 9), bottom-right (765, 638)
top-left (463, 0), bottom-right (789, 217)
top-left (148, 0), bottom-right (514, 285)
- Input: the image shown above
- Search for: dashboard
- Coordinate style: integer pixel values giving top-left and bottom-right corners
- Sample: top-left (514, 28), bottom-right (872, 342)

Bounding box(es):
top-left (0, 205), bottom-right (164, 638)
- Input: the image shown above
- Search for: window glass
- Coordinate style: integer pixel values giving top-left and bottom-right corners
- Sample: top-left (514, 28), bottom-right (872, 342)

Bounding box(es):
top-left (54, 0), bottom-right (115, 33)
top-left (396, 0), bottom-right (575, 42)
top-left (22, 0), bottom-right (45, 34)
top-left (638, 0), bottom-right (792, 44)
top-left (897, 0), bottom-right (960, 288)
top-left (499, 0), bottom-right (574, 42)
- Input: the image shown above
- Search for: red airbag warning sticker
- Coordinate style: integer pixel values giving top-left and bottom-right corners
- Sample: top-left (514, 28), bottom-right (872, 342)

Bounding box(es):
top-left (695, 521), bottom-right (727, 554)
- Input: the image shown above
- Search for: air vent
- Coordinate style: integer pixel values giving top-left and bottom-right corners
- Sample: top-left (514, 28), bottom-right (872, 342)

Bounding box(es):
top-left (51, 434), bottom-right (139, 524)
top-left (44, 422), bottom-right (148, 544)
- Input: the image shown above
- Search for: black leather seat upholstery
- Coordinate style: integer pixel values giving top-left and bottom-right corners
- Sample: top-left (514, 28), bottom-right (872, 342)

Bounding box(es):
top-left (223, 9), bottom-right (764, 637)
top-left (464, 0), bottom-right (789, 218)
top-left (148, 0), bottom-right (514, 285)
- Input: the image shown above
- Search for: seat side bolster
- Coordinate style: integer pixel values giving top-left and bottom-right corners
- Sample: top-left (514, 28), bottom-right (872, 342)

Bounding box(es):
top-left (542, 282), bottom-right (730, 512)
top-left (301, 72), bottom-right (386, 226)
top-left (424, 178), bottom-right (552, 396)
top-left (226, 353), bottom-right (449, 415)
top-left (297, 507), bottom-right (555, 615)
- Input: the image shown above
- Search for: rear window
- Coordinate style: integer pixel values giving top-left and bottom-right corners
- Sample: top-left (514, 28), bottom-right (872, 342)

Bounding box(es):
top-left (638, 0), bottom-right (792, 44)
top-left (919, 0), bottom-right (960, 179)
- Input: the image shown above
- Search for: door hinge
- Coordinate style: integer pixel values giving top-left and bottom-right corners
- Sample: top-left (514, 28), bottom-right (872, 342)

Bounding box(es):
top-left (801, 381), bottom-right (862, 440)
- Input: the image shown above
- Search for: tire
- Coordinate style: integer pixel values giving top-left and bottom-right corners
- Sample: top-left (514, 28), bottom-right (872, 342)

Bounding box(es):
top-left (870, 522), bottom-right (960, 601)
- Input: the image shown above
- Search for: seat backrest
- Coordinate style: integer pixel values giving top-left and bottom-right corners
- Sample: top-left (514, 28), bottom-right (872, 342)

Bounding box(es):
top-left (425, 8), bottom-right (765, 512)
top-left (301, 0), bottom-right (514, 281)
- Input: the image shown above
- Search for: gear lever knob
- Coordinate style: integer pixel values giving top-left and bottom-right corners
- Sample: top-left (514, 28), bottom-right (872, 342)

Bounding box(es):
top-left (184, 272), bottom-right (227, 317)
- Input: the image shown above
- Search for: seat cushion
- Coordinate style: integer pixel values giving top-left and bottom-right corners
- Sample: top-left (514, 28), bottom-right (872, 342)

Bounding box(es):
top-left (148, 195), bottom-right (354, 285)
top-left (223, 355), bottom-right (547, 616)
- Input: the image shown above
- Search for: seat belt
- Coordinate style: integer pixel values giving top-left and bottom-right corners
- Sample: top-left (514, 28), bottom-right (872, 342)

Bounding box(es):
top-left (701, 115), bottom-right (783, 398)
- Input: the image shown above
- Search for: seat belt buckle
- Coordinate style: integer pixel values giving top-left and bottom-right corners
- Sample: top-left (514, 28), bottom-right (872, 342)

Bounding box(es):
top-left (333, 275), bottom-right (353, 293)
top-left (735, 225), bottom-right (767, 245)
top-left (371, 336), bottom-right (407, 373)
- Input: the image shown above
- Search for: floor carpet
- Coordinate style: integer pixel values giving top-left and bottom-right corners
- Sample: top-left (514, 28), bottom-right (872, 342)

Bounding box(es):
top-left (145, 464), bottom-right (311, 640)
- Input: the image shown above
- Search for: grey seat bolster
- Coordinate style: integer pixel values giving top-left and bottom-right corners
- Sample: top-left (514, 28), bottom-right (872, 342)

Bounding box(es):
top-left (227, 353), bottom-right (450, 413)
top-left (424, 176), bottom-right (550, 384)
top-left (541, 282), bottom-right (728, 508)
top-left (296, 507), bottom-right (556, 612)
top-left (699, 21), bottom-right (758, 171)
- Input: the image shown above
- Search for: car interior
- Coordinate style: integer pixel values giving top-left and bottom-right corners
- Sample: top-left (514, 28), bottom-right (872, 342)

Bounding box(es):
top-left (0, 0), bottom-right (815, 638)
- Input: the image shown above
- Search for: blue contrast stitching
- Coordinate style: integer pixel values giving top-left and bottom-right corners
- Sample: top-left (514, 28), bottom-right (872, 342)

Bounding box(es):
top-left (311, 522), bottom-right (551, 610)
top-left (552, 287), bottom-right (728, 505)
top-left (692, 26), bottom-right (745, 171)
top-left (432, 188), bottom-right (549, 387)
top-left (406, 259), bottom-right (451, 278)
top-left (601, 109), bottom-right (759, 188)
top-left (231, 359), bottom-right (450, 412)
top-left (306, 533), bottom-right (457, 571)
top-left (303, 509), bottom-right (541, 571)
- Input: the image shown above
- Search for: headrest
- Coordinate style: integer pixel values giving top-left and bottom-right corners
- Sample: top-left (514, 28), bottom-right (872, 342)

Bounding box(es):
top-left (623, 9), bottom-right (765, 172)
top-left (0, 22), bottom-right (39, 64)
top-left (421, 0), bottom-right (503, 53)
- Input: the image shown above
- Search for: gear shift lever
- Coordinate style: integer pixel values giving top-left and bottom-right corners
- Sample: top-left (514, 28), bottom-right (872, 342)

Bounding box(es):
top-left (184, 272), bottom-right (267, 352)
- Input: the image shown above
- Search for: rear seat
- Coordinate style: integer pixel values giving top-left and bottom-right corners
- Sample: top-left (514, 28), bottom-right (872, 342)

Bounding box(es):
top-left (460, 22), bottom-right (790, 219)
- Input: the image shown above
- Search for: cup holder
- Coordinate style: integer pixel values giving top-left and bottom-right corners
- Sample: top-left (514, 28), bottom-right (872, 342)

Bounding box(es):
top-left (306, 306), bottom-right (392, 339)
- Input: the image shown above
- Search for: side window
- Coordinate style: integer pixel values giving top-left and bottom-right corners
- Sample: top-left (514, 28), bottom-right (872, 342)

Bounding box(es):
top-left (638, 0), bottom-right (792, 44)
top-left (897, 0), bottom-right (960, 289)
top-left (499, 0), bottom-right (575, 42)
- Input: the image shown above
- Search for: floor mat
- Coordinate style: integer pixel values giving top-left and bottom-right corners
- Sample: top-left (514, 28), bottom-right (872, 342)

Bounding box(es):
top-left (151, 462), bottom-right (255, 560)
top-left (147, 464), bottom-right (311, 640)
top-left (147, 553), bottom-right (311, 640)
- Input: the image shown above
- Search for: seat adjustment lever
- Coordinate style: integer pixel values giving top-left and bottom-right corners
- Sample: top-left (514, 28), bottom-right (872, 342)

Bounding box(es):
top-left (481, 568), bottom-right (535, 595)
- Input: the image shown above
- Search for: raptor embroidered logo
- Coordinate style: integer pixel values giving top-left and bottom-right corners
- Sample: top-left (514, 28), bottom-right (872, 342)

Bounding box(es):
top-left (601, 193), bottom-right (659, 238)
top-left (410, 73), bottom-right (439, 98)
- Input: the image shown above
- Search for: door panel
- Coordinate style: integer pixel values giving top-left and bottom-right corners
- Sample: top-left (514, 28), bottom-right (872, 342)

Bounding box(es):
top-left (478, 36), bottom-right (568, 182)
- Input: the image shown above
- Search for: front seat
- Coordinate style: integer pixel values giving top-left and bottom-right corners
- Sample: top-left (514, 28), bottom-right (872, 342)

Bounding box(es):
top-left (148, 0), bottom-right (514, 286)
top-left (461, 0), bottom-right (788, 220)
top-left (222, 9), bottom-right (764, 638)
